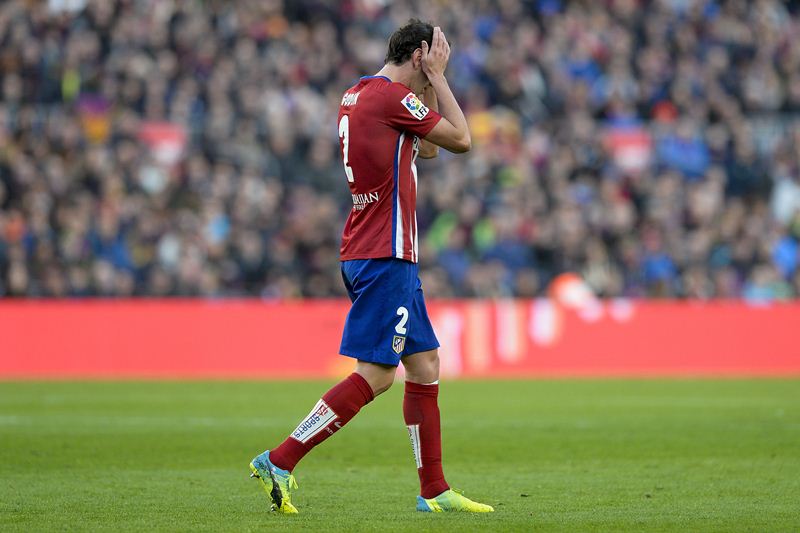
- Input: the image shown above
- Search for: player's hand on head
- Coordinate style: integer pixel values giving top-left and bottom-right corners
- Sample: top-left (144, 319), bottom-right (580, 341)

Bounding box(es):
top-left (421, 26), bottom-right (450, 80)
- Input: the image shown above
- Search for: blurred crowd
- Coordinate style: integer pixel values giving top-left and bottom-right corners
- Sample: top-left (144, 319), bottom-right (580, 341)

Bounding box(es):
top-left (2, 0), bottom-right (800, 299)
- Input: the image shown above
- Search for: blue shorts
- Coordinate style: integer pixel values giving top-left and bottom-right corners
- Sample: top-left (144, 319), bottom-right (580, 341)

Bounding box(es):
top-left (339, 258), bottom-right (440, 366)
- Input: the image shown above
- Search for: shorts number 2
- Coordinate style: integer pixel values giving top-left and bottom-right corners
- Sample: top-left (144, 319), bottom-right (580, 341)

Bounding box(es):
top-left (395, 306), bottom-right (409, 335)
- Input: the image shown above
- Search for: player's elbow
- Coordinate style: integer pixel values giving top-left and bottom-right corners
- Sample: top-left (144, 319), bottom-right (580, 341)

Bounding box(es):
top-left (420, 147), bottom-right (439, 159)
top-left (451, 134), bottom-right (471, 153)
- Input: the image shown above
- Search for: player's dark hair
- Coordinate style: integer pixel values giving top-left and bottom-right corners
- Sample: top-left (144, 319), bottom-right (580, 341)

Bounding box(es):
top-left (385, 19), bottom-right (434, 65)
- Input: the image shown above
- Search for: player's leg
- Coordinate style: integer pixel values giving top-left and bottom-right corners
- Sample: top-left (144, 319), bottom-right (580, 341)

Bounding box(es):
top-left (249, 367), bottom-right (377, 513)
top-left (400, 272), bottom-right (493, 513)
top-left (250, 362), bottom-right (394, 513)
top-left (265, 260), bottom-right (399, 469)
top-left (401, 348), bottom-right (447, 498)
top-left (268, 363), bottom-right (392, 471)
top-left (250, 259), bottom-right (405, 513)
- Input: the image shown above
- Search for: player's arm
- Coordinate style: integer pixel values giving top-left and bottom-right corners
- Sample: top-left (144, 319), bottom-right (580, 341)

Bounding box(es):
top-left (421, 27), bottom-right (471, 154)
top-left (417, 85), bottom-right (439, 159)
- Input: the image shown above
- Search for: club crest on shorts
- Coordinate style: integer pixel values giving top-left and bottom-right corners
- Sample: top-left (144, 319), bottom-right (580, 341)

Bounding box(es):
top-left (392, 335), bottom-right (406, 355)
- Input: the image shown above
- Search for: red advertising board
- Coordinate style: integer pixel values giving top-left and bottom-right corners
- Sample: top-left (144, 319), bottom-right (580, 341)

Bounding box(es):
top-left (0, 300), bottom-right (797, 379)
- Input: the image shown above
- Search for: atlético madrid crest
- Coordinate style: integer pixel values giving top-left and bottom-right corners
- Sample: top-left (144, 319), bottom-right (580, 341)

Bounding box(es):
top-left (392, 335), bottom-right (406, 355)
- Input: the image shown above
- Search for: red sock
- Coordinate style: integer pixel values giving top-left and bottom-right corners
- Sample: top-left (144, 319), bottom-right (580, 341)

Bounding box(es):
top-left (269, 373), bottom-right (374, 472)
top-left (403, 381), bottom-right (449, 499)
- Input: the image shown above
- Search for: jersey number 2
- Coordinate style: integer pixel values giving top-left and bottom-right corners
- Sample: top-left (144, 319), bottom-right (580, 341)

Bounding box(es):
top-left (339, 115), bottom-right (355, 183)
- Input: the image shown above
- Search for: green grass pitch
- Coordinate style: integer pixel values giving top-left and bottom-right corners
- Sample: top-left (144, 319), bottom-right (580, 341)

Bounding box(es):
top-left (1, 379), bottom-right (798, 532)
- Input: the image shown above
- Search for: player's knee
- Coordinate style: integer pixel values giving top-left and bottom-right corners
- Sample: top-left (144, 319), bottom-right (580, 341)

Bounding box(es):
top-left (355, 362), bottom-right (396, 397)
top-left (403, 349), bottom-right (440, 383)
top-left (372, 377), bottom-right (394, 396)
top-left (421, 350), bottom-right (439, 375)
top-left (364, 371), bottom-right (394, 396)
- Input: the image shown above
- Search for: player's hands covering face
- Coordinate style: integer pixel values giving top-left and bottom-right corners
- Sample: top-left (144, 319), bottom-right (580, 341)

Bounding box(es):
top-left (420, 26), bottom-right (450, 80)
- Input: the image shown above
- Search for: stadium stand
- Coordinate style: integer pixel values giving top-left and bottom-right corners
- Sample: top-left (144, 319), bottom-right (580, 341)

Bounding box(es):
top-left (1, 0), bottom-right (799, 299)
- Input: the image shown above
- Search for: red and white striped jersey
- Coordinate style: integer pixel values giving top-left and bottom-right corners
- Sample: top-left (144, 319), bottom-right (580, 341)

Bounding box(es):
top-left (337, 76), bottom-right (442, 263)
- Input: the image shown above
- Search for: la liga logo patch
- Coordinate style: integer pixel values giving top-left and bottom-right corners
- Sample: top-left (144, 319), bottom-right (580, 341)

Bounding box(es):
top-left (401, 92), bottom-right (429, 120)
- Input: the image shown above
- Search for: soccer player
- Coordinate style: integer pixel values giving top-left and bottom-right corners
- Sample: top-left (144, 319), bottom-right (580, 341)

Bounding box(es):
top-left (249, 20), bottom-right (493, 514)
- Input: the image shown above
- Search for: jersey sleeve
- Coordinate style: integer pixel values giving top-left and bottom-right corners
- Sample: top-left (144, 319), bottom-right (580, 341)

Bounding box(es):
top-left (383, 83), bottom-right (443, 138)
